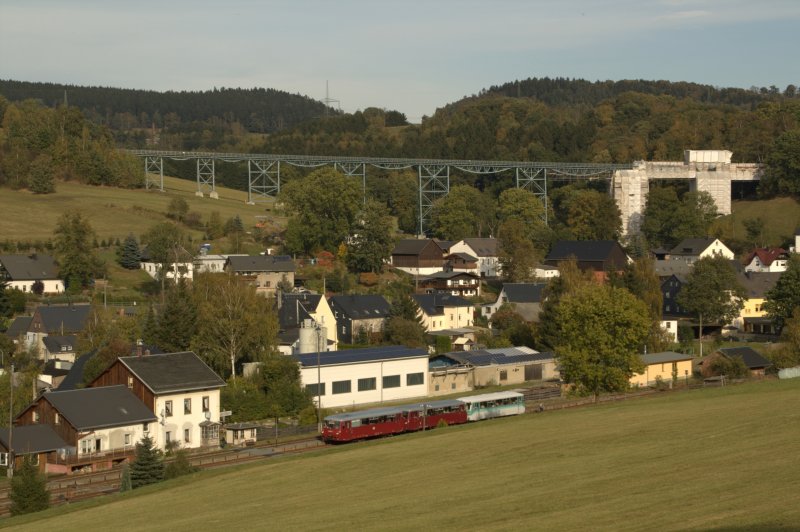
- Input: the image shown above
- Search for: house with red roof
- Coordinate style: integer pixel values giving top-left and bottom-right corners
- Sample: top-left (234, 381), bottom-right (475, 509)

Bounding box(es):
top-left (743, 248), bottom-right (790, 273)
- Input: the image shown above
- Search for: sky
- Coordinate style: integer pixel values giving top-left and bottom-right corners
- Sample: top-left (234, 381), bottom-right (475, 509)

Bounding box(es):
top-left (1, 0), bottom-right (799, 123)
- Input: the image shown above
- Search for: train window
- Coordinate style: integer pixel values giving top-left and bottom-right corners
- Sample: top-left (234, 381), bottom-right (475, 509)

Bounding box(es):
top-left (351, 419), bottom-right (361, 428)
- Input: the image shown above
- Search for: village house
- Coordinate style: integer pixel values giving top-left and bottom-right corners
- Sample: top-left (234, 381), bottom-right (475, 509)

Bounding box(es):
top-left (225, 255), bottom-right (296, 296)
top-left (544, 240), bottom-right (630, 281)
top-left (443, 252), bottom-right (479, 274)
top-left (731, 271), bottom-right (781, 334)
top-left (277, 292), bottom-right (338, 354)
top-left (448, 238), bottom-right (501, 278)
top-left (194, 253), bottom-right (248, 274)
top-left (699, 347), bottom-right (772, 378)
top-left (293, 345), bottom-right (430, 408)
top-left (140, 247), bottom-right (195, 282)
top-left (660, 274), bottom-right (691, 319)
top-left (482, 283), bottom-right (547, 323)
top-left (0, 424), bottom-right (69, 474)
top-left (26, 304), bottom-right (91, 359)
top-left (411, 293), bottom-right (474, 332)
top-left (417, 271), bottom-right (481, 297)
top-left (742, 248), bottom-right (790, 273)
top-left (0, 253), bottom-right (64, 294)
top-left (4, 316), bottom-right (32, 345)
top-left (15, 386), bottom-right (158, 473)
top-left (41, 335), bottom-right (78, 364)
top-left (668, 238), bottom-right (734, 264)
top-left (329, 294), bottom-right (391, 344)
top-left (630, 352), bottom-right (694, 387)
top-left (89, 351), bottom-right (227, 450)
top-left (390, 239), bottom-right (446, 276)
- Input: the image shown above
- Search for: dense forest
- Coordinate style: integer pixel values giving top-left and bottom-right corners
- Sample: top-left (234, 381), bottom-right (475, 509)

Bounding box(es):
top-left (2, 77), bottom-right (799, 197)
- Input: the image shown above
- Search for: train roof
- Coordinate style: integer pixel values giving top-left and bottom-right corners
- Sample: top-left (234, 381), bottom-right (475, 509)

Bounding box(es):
top-left (458, 391), bottom-right (524, 404)
top-left (324, 399), bottom-right (463, 423)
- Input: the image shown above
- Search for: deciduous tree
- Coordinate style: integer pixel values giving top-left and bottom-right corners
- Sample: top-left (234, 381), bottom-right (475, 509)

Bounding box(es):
top-left (53, 211), bottom-right (104, 290)
top-left (498, 218), bottom-right (539, 282)
top-left (346, 199), bottom-right (394, 273)
top-left (430, 185), bottom-right (496, 240)
top-left (764, 254), bottom-right (800, 332)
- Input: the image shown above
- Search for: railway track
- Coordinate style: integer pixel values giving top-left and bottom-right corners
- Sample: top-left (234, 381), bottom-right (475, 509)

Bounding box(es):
top-left (0, 437), bottom-right (327, 517)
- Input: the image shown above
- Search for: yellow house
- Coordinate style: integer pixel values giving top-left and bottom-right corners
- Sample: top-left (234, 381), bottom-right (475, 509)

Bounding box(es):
top-left (630, 352), bottom-right (693, 387)
top-left (732, 272), bottom-right (781, 332)
top-left (411, 293), bottom-right (474, 332)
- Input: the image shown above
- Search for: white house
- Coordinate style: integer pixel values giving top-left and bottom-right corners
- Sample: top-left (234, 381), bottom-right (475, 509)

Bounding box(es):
top-left (293, 346), bottom-right (430, 408)
top-left (482, 283), bottom-right (547, 323)
top-left (742, 248), bottom-right (790, 273)
top-left (0, 254), bottom-right (64, 293)
top-left (278, 292), bottom-right (338, 352)
top-left (90, 352), bottom-right (227, 450)
top-left (669, 238), bottom-right (734, 264)
top-left (411, 293), bottom-right (474, 332)
top-left (194, 253), bottom-right (248, 274)
top-left (448, 238), bottom-right (501, 278)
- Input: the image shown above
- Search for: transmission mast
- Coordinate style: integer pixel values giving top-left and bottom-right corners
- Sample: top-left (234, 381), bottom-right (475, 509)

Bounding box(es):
top-left (323, 80), bottom-right (340, 118)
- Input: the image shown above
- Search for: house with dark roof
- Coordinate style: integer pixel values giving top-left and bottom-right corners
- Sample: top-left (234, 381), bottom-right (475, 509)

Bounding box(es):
top-left (4, 316), bottom-right (32, 344)
top-left (482, 283), bottom-right (547, 323)
top-left (732, 272), bottom-right (782, 334)
top-left (449, 238), bottom-right (501, 277)
top-left (0, 253), bottom-right (64, 294)
top-left (0, 424), bottom-right (69, 474)
top-left (443, 252), bottom-right (479, 274)
top-left (630, 352), bottom-right (694, 387)
top-left (661, 274), bottom-right (691, 318)
top-left (42, 334), bottom-right (78, 364)
top-left (277, 292), bottom-right (338, 354)
top-left (27, 304), bottom-right (91, 360)
top-left (669, 238), bottom-right (733, 264)
top-left (225, 255), bottom-right (296, 296)
top-left (700, 347), bottom-right (772, 377)
top-left (15, 386), bottom-right (157, 471)
top-left (292, 345), bottom-right (429, 408)
top-left (743, 248), bottom-right (789, 273)
top-left (329, 294), bottom-right (391, 344)
top-left (417, 271), bottom-right (481, 298)
top-left (411, 293), bottom-right (474, 332)
top-left (90, 351), bottom-right (226, 450)
top-left (390, 239), bottom-right (446, 276)
top-left (544, 240), bottom-right (630, 281)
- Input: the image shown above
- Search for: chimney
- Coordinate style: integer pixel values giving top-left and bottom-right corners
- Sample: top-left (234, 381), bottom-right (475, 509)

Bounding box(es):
top-left (136, 339), bottom-right (143, 358)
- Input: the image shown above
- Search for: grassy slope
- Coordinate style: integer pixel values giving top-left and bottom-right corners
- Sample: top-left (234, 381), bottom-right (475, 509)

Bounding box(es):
top-left (713, 197), bottom-right (800, 248)
top-left (0, 176), bottom-right (278, 241)
top-left (7, 380), bottom-right (799, 531)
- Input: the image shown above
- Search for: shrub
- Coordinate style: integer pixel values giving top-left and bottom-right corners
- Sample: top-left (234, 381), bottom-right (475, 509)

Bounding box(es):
top-left (9, 458), bottom-right (49, 515)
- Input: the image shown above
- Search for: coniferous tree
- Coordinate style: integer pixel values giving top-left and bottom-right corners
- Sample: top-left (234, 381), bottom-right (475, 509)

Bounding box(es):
top-left (0, 279), bottom-right (11, 318)
top-left (118, 234), bottom-right (142, 270)
top-left (9, 458), bottom-right (50, 515)
top-left (119, 462), bottom-right (132, 492)
top-left (130, 435), bottom-right (164, 489)
top-left (154, 281), bottom-right (197, 352)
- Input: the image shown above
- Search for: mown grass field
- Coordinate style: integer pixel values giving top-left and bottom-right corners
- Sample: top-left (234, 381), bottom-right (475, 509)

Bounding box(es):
top-left (0, 176), bottom-right (279, 241)
top-left (6, 379), bottom-right (799, 531)
top-left (713, 196), bottom-right (800, 248)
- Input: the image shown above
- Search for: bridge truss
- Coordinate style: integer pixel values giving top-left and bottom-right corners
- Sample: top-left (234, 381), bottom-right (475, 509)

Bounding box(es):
top-left (127, 150), bottom-right (631, 235)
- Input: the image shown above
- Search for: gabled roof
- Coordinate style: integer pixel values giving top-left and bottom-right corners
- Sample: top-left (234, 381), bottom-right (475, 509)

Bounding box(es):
top-left (718, 347), bottom-right (772, 369)
top-left (500, 283), bottom-right (547, 304)
top-left (669, 238), bottom-right (718, 256)
top-left (546, 240), bottom-right (624, 262)
top-left (293, 345), bottom-right (427, 368)
top-left (278, 293), bottom-right (320, 329)
top-left (0, 425), bottom-right (68, 454)
top-left (35, 305), bottom-right (91, 333)
top-left (459, 238), bottom-right (498, 257)
top-left (420, 271), bottom-right (480, 281)
top-left (0, 254), bottom-right (59, 281)
top-left (42, 335), bottom-right (77, 353)
top-left (743, 248), bottom-right (789, 267)
top-left (737, 272), bottom-right (782, 299)
top-left (411, 293), bottom-right (473, 316)
top-left (654, 260), bottom-right (692, 279)
top-left (115, 352), bottom-right (226, 394)
top-left (445, 252), bottom-right (478, 262)
top-left (57, 352), bottom-right (93, 390)
top-left (37, 385), bottom-right (157, 431)
top-left (5, 316), bottom-right (32, 339)
top-left (640, 351), bottom-right (693, 365)
top-left (329, 294), bottom-right (391, 320)
top-left (226, 255), bottom-right (295, 273)
top-left (391, 239), bottom-right (443, 256)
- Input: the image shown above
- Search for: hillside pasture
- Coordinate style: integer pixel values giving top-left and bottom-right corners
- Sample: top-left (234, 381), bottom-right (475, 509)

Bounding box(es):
top-left (713, 196), bottom-right (800, 249)
top-left (0, 176), bottom-right (279, 242)
top-left (5, 380), bottom-right (799, 531)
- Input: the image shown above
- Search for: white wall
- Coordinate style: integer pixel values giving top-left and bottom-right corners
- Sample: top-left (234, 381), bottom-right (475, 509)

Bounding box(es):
top-left (76, 422), bottom-right (151, 455)
top-left (8, 279), bottom-right (64, 294)
top-left (152, 389), bottom-right (221, 450)
top-left (418, 305), bottom-right (474, 332)
top-left (299, 356), bottom-right (429, 408)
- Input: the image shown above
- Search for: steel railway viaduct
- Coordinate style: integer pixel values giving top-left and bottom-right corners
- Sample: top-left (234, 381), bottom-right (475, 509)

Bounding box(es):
top-left (127, 149), bottom-right (762, 236)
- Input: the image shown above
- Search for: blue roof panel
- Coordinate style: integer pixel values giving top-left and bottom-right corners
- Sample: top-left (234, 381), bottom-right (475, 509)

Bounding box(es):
top-left (293, 345), bottom-right (427, 368)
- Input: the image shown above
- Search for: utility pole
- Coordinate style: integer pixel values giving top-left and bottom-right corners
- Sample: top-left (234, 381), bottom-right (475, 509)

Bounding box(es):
top-left (7, 362), bottom-right (14, 478)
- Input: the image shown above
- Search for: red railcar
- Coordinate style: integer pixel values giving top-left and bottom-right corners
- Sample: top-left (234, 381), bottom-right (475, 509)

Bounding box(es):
top-left (322, 399), bottom-right (467, 443)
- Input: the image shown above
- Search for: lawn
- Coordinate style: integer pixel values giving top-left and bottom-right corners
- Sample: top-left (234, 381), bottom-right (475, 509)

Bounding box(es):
top-left (712, 196), bottom-right (800, 248)
top-left (6, 379), bottom-right (799, 531)
top-left (0, 176), bottom-right (280, 241)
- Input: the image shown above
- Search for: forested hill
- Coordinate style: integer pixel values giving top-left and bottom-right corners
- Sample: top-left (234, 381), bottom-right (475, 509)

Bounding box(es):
top-left (0, 79), bottom-right (330, 134)
top-left (479, 77), bottom-right (796, 108)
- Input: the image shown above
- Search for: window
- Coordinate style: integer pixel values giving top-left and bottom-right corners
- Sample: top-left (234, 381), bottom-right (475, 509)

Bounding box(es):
top-left (202, 396), bottom-right (210, 413)
top-left (435, 384), bottom-right (440, 392)
top-left (166, 431), bottom-right (172, 443)
top-left (54, 413), bottom-right (60, 425)
top-left (382, 375), bottom-right (401, 389)
top-left (451, 383), bottom-right (456, 390)
top-left (0, 453), bottom-right (7, 466)
top-left (32, 411), bottom-right (40, 423)
top-left (306, 383), bottom-right (326, 396)
top-left (80, 439), bottom-right (92, 454)
top-left (184, 398), bottom-right (192, 415)
top-left (165, 400), bottom-right (173, 417)
top-left (184, 429), bottom-right (191, 443)
top-left (358, 377), bottom-right (376, 391)
top-left (406, 373), bottom-right (424, 386)
top-left (127, 376), bottom-right (134, 389)
top-left (332, 380), bottom-right (351, 394)
top-left (499, 370), bottom-right (508, 381)
top-left (125, 434), bottom-right (131, 446)
top-left (143, 422), bottom-right (149, 433)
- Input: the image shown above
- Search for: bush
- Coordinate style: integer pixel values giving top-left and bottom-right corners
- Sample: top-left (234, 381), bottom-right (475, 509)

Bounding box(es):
top-left (164, 449), bottom-right (197, 480)
top-left (9, 458), bottom-right (49, 515)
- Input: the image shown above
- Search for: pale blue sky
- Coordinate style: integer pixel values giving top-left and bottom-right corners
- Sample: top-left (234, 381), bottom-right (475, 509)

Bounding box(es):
top-left (1, 0), bottom-right (798, 122)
